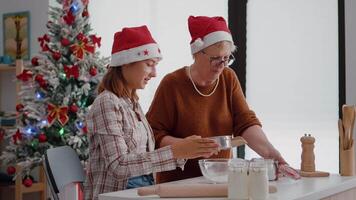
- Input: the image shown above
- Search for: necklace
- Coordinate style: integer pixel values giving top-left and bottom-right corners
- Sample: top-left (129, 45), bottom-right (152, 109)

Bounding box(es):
top-left (187, 66), bottom-right (219, 97)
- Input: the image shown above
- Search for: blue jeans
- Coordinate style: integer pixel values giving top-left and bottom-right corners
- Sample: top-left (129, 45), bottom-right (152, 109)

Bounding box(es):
top-left (126, 174), bottom-right (154, 189)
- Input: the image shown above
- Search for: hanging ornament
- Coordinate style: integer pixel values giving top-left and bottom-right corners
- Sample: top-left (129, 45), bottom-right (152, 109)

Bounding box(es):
top-left (47, 103), bottom-right (69, 126)
top-left (0, 128), bottom-right (5, 142)
top-left (61, 38), bottom-right (71, 46)
top-left (41, 44), bottom-right (50, 52)
top-left (38, 133), bottom-right (47, 143)
top-left (70, 34), bottom-right (95, 59)
top-left (16, 70), bottom-right (33, 82)
top-left (22, 176), bottom-right (33, 187)
top-left (70, 104), bottom-right (79, 113)
top-left (7, 166), bottom-right (16, 175)
top-left (82, 8), bottom-right (89, 18)
top-left (90, 35), bottom-right (101, 47)
top-left (16, 103), bottom-right (24, 112)
top-left (89, 67), bottom-right (97, 76)
top-left (35, 74), bottom-right (47, 89)
top-left (63, 11), bottom-right (75, 25)
top-left (63, 65), bottom-right (80, 79)
top-left (12, 129), bottom-right (22, 144)
top-left (59, 72), bottom-right (67, 80)
top-left (82, 126), bottom-right (88, 134)
top-left (52, 52), bottom-right (61, 61)
top-left (38, 34), bottom-right (50, 50)
top-left (70, 0), bottom-right (83, 14)
top-left (31, 57), bottom-right (39, 66)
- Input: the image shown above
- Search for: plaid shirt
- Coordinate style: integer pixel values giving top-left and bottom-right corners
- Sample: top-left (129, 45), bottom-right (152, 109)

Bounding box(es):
top-left (84, 91), bottom-right (181, 200)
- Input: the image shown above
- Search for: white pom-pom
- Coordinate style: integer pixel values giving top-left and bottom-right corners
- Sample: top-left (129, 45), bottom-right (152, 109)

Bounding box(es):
top-left (194, 38), bottom-right (204, 47)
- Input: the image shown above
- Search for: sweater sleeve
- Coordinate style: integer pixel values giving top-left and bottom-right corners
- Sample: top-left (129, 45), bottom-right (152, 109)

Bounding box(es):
top-left (146, 75), bottom-right (176, 148)
top-left (229, 70), bottom-right (262, 136)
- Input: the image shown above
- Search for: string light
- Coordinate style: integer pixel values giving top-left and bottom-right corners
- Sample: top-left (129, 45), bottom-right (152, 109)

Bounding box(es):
top-left (35, 91), bottom-right (45, 100)
top-left (59, 128), bottom-right (65, 136)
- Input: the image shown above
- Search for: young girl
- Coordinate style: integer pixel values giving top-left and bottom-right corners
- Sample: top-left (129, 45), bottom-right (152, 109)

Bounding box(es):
top-left (84, 25), bottom-right (219, 200)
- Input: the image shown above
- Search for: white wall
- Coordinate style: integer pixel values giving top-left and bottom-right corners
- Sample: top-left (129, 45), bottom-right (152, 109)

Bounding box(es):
top-left (245, 0), bottom-right (339, 173)
top-left (0, 0), bottom-right (49, 111)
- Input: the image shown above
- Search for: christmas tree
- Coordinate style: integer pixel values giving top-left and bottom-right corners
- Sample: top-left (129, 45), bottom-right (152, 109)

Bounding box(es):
top-left (0, 0), bottom-right (108, 186)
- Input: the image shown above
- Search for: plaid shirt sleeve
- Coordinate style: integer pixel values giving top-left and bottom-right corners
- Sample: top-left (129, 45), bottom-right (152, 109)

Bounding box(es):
top-left (94, 94), bottom-right (178, 179)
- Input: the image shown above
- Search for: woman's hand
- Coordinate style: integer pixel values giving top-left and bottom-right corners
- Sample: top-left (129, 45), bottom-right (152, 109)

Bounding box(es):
top-left (171, 135), bottom-right (219, 159)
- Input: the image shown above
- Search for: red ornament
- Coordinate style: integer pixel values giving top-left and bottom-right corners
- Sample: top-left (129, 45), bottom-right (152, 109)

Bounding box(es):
top-left (38, 133), bottom-right (47, 143)
top-left (16, 70), bottom-right (33, 82)
top-left (82, 10), bottom-right (89, 17)
top-left (23, 177), bottom-right (33, 187)
top-left (13, 129), bottom-right (23, 144)
top-left (35, 74), bottom-right (44, 83)
top-left (89, 67), bottom-right (97, 76)
top-left (63, 11), bottom-right (75, 25)
top-left (61, 38), bottom-right (71, 46)
top-left (16, 104), bottom-right (24, 112)
top-left (0, 129), bottom-right (4, 142)
top-left (70, 104), bottom-right (79, 113)
top-left (52, 52), bottom-right (61, 61)
top-left (76, 33), bottom-right (85, 41)
top-left (63, 65), bottom-right (80, 79)
top-left (82, 126), bottom-right (88, 134)
top-left (31, 57), bottom-right (39, 66)
top-left (7, 166), bottom-right (16, 175)
top-left (90, 35), bottom-right (101, 47)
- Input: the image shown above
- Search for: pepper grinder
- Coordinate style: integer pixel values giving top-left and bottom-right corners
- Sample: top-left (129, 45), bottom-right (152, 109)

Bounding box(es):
top-left (300, 134), bottom-right (329, 177)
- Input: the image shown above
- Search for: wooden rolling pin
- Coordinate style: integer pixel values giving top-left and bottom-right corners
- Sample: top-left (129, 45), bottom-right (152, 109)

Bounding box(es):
top-left (137, 184), bottom-right (277, 197)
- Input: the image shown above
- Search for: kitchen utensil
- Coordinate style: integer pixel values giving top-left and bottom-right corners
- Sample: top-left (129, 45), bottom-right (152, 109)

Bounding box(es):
top-left (137, 184), bottom-right (278, 197)
top-left (209, 135), bottom-right (247, 150)
top-left (342, 105), bottom-right (355, 149)
top-left (198, 159), bottom-right (229, 183)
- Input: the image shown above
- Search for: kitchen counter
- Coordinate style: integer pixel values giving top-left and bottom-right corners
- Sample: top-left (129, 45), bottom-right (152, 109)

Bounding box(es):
top-left (99, 174), bottom-right (356, 200)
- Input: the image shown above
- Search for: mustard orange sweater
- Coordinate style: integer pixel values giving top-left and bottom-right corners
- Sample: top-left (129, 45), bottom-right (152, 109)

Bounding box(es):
top-left (146, 66), bottom-right (261, 183)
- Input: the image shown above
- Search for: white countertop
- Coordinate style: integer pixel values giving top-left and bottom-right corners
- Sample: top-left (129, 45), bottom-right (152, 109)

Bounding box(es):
top-left (99, 174), bottom-right (356, 200)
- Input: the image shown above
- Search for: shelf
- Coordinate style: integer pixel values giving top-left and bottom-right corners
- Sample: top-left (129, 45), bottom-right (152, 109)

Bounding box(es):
top-left (0, 64), bottom-right (16, 72)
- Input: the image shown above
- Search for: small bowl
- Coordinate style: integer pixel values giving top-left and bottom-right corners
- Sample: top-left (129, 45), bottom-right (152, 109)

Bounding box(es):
top-left (198, 159), bottom-right (230, 183)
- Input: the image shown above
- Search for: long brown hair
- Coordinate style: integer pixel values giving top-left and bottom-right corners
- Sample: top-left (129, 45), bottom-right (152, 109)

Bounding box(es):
top-left (98, 67), bottom-right (138, 101)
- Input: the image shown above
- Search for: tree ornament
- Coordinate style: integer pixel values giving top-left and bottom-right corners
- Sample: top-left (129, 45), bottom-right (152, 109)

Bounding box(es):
top-left (90, 35), bottom-right (101, 47)
top-left (63, 65), bottom-right (79, 79)
top-left (16, 104), bottom-right (24, 112)
top-left (13, 129), bottom-right (23, 144)
top-left (82, 9), bottom-right (89, 17)
top-left (31, 57), bottom-right (39, 66)
top-left (0, 128), bottom-right (4, 142)
top-left (70, 104), bottom-right (79, 113)
top-left (63, 11), bottom-right (75, 25)
top-left (52, 52), bottom-right (61, 61)
top-left (23, 177), bottom-right (33, 187)
top-left (89, 67), bottom-right (97, 76)
top-left (38, 133), bottom-right (47, 143)
top-left (61, 38), bottom-right (71, 46)
top-left (16, 70), bottom-right (33, 82)
top-left (7, 166), bottom-right (16, 175)
top-left (47, 103), bottom-right (69, 125)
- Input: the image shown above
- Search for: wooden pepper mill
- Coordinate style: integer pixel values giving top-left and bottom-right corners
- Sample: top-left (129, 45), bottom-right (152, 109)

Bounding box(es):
top-left (300, 134), bottom-right (329, 177)
top-left (301, 134), bottom-right (315, 172)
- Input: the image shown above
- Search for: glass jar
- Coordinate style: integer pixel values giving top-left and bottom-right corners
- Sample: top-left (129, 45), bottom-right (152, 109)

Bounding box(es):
top-left (249, 160), bottom-right (269, 200)
top-left (228, 159), bottom-right (249, 200)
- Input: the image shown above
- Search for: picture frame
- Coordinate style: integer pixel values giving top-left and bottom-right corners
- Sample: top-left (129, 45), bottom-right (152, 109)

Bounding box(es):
top-left (2, 11), bottom-right (30, 61)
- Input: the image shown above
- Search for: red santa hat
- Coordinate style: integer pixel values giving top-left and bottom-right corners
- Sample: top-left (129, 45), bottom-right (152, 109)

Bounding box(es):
top-left (188, 16), bottom-right (234, 54)
top-left (110, 25), bottom-right (162, 67)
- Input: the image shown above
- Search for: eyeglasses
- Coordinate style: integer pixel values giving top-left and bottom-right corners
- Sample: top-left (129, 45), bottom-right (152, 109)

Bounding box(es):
top-left (201, 50), bottom-right (236, 66)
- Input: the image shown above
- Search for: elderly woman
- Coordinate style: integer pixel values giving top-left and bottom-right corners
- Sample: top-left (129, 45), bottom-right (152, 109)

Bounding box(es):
top-left (84, 25), bottom-right (219, 200)
top-left (146, 16), bottom-right (287, 183)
